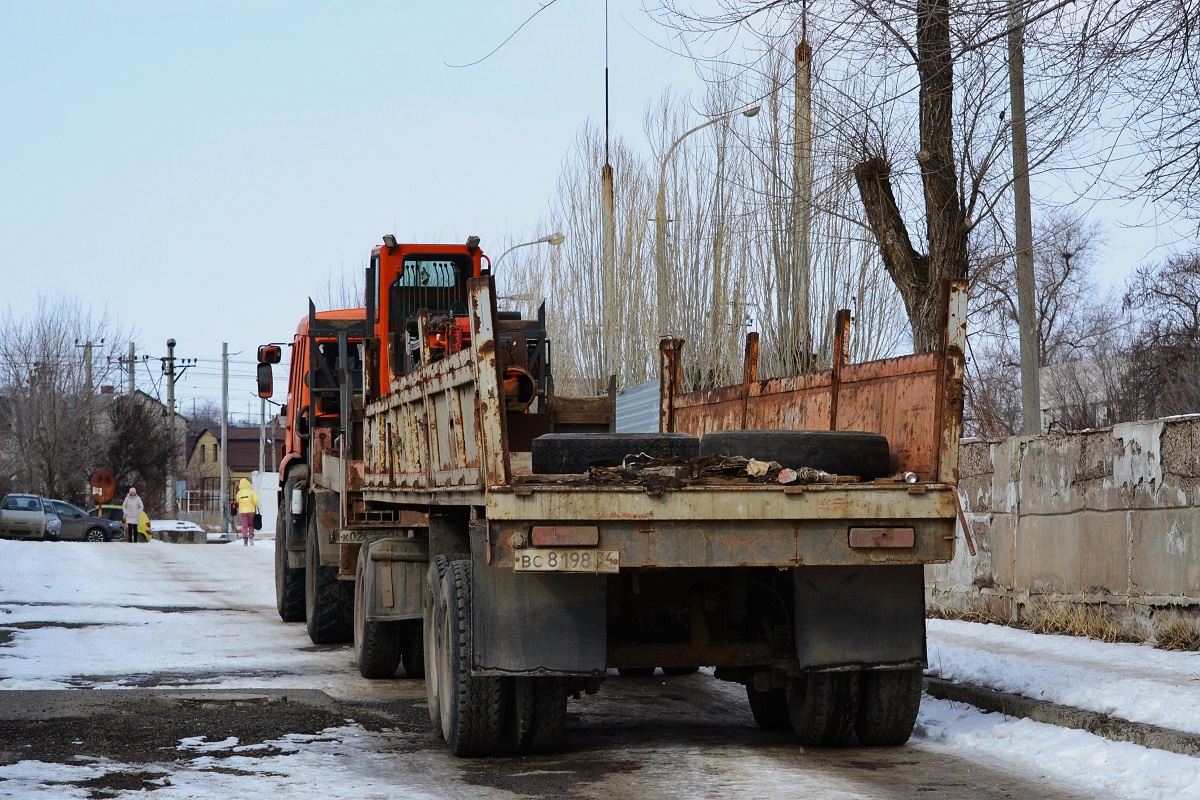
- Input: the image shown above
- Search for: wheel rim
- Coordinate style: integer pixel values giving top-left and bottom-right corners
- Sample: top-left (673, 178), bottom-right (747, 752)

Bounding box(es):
top-left (86, 529), bottom-right (105, 542)
top-left (437, 574), bottom-right (454, 741)
top-left (353, 546), bottom-right (367, 668)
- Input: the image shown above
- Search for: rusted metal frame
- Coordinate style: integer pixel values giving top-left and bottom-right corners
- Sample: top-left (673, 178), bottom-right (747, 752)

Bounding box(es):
top-left (829, 309), bottom-right (851, 430)
top-left (740, 333), bottom-right (759, 429)
top-left (487, 484), bottom-right (957, 522)
top-left (659, 338), bottom-right (684, 433)
top-left (937, 279), bottom-right (968, 485)
top-left (488, 517), bottom-right (956, 569)
top-left (468, 276), bottom-right (510, 487)
top-left (363, 487), bottom-right (485, 507)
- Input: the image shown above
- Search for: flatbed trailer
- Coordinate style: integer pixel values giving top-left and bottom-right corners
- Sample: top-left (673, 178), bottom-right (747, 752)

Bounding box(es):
top-left (284, 238), bottom-right (966, 757)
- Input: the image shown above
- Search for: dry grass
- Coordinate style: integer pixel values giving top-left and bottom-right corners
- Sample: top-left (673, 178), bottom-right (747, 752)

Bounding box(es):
top-left (1018, 598), bottom-right (1141, 644)
top-left (1154, 615), bottom-right (1200, 651)
top-left (927, 597), bottom-right (1012, 626)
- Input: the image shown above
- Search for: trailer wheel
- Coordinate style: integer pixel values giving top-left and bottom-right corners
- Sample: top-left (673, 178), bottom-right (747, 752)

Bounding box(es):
top-left (787, 672), bottom-right (859, 747)
top-left (439, 559), bottom-right (507, 756)
top-left (305, 513), bottom-right (353, 644)
top-left (855, 668), bottom-right (922, 746)
top-left (399, 620), bottom-right (424, 678)
top-left (699, 430), bottom-right (892, 480)
top-left (746, 686), bottom-right (792, 731)
top-left (353, 544), bottom-right (402, 679)
top-left (509, 676), bottom-right (570, 754)
top-left (532, 433), bottom-right (699, 473)
top-left (275, 478), bottom-right (305, 622)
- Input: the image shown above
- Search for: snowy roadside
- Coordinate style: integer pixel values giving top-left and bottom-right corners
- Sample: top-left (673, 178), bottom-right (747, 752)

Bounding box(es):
top-left (927, 617), bottom-right (1200, 735)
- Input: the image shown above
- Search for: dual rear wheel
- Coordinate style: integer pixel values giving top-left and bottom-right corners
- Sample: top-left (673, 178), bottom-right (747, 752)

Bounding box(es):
top-left (424, 557), bottom-right (570, 757)
top-left (746, 668), bottom-right (922, 746)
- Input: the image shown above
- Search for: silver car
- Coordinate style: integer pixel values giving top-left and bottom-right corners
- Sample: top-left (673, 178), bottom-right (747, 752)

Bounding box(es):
top-left (41, 498), bottom-right (61, 541)
top-left (48, 500), bottom-right (122, 542)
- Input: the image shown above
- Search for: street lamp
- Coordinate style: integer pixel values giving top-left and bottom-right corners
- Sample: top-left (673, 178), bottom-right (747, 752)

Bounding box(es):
top-left (655, 105), bottom-right (760, 339)
top-left (492, 232), bottom-right (566, 275)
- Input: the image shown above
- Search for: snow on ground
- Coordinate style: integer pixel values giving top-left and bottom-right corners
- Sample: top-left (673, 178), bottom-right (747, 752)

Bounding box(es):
top-left (2, 539), bottom-right (1200, 799)
top-left (927, 617), bottom-right (1200, 735)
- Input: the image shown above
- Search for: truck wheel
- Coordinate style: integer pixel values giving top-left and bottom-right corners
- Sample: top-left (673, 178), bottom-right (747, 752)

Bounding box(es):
top-left (275, 480), bottom-right (305, 622)
top-left (532, 433), bottom-right (699, 473)
top-left (699, 430), bottom-right (892, 480)
top-left (856, 668), bottom-right (922, 746)
top-left (510, 676), bottom-right (570, 754)
top-left (353, 544), bottom-right (402, 679)
top-left (440, 558), bottom-right (506, 756)
top-left (787, 672), bottom-right (859, 747)
top-left (400, 620), bottom-right (424, 678)
top-left (305, 513), bottom-right (353, 644)
top-left (746, 686), bottom-right (792, 731)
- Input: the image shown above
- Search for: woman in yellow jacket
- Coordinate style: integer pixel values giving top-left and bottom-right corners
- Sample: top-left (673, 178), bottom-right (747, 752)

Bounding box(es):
top-left (235, 478), bottom-right (259, 546)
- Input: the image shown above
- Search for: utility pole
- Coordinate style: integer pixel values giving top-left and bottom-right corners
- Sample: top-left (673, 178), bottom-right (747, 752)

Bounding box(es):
top-left (75, 338), bottom-right (104, 443)
top-left (127, 343), bottom-right (135, 394)
top-left (792, 33), bottom-right (814, 374)
top-left (165, 339), bottom-right (178, 517)
top-left (258, 397), bottom-right (266, 475)
top-left (220, 344), bottom-right (230, 535)
top-left (1009, 0), bottom-right (1040, 435)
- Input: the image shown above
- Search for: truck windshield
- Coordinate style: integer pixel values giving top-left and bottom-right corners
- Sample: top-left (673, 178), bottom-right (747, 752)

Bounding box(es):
top-left (387, 254), bottom-right (473, 334)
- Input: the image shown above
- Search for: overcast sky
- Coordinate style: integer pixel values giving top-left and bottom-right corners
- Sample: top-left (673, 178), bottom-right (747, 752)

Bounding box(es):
top-left (1, 2), bottom-right (1186, 421)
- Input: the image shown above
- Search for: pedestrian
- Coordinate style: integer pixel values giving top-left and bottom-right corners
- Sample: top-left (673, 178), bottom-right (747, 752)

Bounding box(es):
top-left (235, 478), bottom-right (259, 546)
top-left (121, 487), bottom-right (144, 544)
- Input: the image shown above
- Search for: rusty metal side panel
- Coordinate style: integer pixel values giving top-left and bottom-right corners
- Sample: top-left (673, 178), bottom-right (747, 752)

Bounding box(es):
top-left (469, 276), bottom-right (509, 487)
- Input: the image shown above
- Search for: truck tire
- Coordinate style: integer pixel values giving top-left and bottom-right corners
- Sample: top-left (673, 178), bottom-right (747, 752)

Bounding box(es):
top-left (509, 676), bottom-right (570, 754)
top-left (425, 557), bottom-right (450, 734)
top-left (855, 668), bottom-right (922, 746)
top-left (399, 620), bottom-right (424, 678)
top-left (305, 513), bottom-right (353, 644)
top-left (699, 430), bottom-right (891, 480)
top-left (746, 686), bottom-right (792, 731)
top-left (353, 544), bottom-right (402, 679)
top-left (786, 672), bottom-right (859, 747)
top-left (439, 559), bottom-right (507, 756)
top-left (532, 433), bottom-right (699, 473)
top-left (275, 479), bottom-right (306, 623)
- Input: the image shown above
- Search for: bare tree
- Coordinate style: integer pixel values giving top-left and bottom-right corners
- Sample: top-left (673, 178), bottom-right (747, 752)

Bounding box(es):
top-left (1123, 251), bottom-right (1200, 418)
top-left (103, 393), bottom-right (173, 516)
top-left (0, 295), bottom-right (128, 503)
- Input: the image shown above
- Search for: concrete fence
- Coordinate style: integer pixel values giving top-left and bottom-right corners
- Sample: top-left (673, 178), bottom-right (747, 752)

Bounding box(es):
top-left (927, 416), bottom-right (1200, 638)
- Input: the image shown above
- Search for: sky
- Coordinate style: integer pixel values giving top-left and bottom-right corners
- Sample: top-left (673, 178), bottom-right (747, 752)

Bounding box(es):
top-left (2, 539), bottom-right (1199, 799)
top-left (0, 2), bottom-right (1191, 421)
top-left (0, 1), bottom-right (709, 419)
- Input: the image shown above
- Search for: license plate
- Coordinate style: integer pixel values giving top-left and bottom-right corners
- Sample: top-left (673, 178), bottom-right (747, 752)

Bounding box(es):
top-left (513, 548), bottom-right (619, 573)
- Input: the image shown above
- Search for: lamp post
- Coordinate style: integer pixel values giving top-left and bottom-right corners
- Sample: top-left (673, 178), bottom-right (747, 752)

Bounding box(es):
top-left (655, 106), bottom-right (760, 339)
top-left (492, 232), bottom-right (566, 275)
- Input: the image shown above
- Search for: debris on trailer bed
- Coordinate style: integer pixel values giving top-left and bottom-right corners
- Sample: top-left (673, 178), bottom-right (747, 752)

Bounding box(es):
top-left (510, 453), bottom-right (872, 490)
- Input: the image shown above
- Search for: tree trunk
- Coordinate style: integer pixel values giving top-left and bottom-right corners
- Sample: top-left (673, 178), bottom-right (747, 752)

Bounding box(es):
top-left (854, 0), bottom-right (968, 353)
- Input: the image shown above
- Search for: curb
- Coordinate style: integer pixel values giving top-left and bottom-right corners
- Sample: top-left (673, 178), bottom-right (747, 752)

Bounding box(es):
top-left (924, 676), bottom-right (1200, 757)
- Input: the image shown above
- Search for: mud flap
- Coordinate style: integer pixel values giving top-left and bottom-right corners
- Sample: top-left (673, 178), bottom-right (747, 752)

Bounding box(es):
top-left (362, 539), bottom-right (428, 622)
top-left (313, 489), bottom-right (341, 567)
top-left (793, 565), bottom-right (926, 670)
top-left (470, 548), bottom-right (607, 676)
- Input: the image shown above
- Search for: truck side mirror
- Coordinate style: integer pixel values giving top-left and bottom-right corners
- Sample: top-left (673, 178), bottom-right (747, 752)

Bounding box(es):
top-left (258, 344), bottom-right (282, 364)
top-left (257, 362), bottom-right (274, 398)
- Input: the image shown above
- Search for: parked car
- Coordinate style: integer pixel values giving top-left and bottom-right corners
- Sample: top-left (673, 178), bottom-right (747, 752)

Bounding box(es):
top-left (0, 493), bottom-right (50, 540)
top-left (49, 500), bottom-right (122, 542)
top-left (41, 498), bottom-right (61, 541)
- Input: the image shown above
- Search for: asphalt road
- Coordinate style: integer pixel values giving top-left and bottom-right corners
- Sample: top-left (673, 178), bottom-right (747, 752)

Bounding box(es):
top-left (0, 541), bottom-right (1096, 799)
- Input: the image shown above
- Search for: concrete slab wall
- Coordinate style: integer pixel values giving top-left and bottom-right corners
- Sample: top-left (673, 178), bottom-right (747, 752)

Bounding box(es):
top-left (928, 416), bottom-right (1200, 637)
